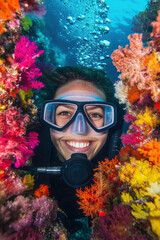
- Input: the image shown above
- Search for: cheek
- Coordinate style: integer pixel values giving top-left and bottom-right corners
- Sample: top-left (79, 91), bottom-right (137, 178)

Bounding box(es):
top-left (97, 132), bottom-right (108, 148)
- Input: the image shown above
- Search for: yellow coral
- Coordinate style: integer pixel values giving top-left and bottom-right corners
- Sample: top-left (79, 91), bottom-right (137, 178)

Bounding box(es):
top-left (121, 192), bottom-right (133, 203)
top-left (19, 89), bottom-right (33, 109)
top-left (120, 157), bottom-right (160, 193)
top-left (131, 203), bottom-right (149, 219)
top-left (146, 195), bottom-right (160, 237)
top-left (134, 107), bottom-right (160, 129)
top-left (23, 174), bottom-right (35, 191)
top-left (149, 218), bottom-right (160, 237)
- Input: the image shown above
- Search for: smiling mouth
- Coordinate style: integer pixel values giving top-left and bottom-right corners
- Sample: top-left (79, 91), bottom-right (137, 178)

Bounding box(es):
top-left (65, 140), bottom-right (92, 150)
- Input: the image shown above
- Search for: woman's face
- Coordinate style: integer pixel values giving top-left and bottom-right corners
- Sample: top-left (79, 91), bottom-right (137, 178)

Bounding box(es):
top-left (50, 79), bottom-right (108, 161)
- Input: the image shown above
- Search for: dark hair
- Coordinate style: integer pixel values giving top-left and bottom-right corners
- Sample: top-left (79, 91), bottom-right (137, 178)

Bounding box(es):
top-left (42, 65), bottom-right (115, 103)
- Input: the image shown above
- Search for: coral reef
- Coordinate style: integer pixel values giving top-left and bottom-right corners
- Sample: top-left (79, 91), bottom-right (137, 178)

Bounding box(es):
top-left (0, 1), bottom-right (68, 239)
top-left (77, 9), bottom-right (160, 240)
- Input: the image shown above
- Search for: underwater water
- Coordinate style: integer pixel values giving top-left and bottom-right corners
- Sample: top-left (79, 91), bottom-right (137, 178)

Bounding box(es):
top-left (44, 0), bottom-right (148, 80)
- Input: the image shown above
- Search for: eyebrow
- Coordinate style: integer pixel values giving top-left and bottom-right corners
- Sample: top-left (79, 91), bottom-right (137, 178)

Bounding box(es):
top-left (56, 104), bottom-right (76, 110)
top-left (85, 106), bottom-right (104, 111)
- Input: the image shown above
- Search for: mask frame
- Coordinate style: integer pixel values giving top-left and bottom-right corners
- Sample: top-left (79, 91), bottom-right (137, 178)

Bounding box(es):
top-left (41, 99), bottom-right (117, 132)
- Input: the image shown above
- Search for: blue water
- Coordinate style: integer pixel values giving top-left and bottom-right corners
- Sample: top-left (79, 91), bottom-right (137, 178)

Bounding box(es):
top-left (44, 0), bottom-right (148, 81)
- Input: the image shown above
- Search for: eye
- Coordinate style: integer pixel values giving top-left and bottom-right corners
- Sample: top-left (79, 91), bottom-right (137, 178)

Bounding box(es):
top-left (57, 111), bottom-right (72, 118)
top-left (89, 113), bottom-right (103, 119)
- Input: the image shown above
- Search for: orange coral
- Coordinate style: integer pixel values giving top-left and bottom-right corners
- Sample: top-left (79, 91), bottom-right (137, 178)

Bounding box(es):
top-left (95, 156), bottom-right (119, 181)
top-left (119, 145), bottom-right (142, 162)
top-left (34, 184), bottom-right (50, 198)
top-left (138, 139), bottom-right (160, 165)
top-left (0, 0), bottom-right (20, 34)
top-left (128, 85), bottom-right (143, 104)
top-left (0, 0), bottom-right (20, 20)
top-left (142, 52), bottom-right (160, 80)
top-left (76, 157), bottom-right (119, 218)
top-left (76, 179), bottom-right (111, 218)
top-left (0, 22), bottom-right (6, 33)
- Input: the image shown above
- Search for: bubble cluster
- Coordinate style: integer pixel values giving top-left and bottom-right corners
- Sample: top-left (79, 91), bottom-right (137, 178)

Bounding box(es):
top-left (58, 0), bottom-right (110, 70)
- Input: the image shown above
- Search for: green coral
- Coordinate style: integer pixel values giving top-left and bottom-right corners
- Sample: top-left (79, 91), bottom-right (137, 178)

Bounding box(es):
top-left (21, 17), bottom-right (33, 31)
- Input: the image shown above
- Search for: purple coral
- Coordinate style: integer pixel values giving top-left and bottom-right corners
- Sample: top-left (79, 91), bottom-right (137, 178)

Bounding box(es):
top-left (5, 226), bottom-right (44, 240)
top-left (0, 195), bottom-right (57, 233)
top-left (32, 196), bottom-right (57, 227)
top-left (91, 205), bottom-right (146, 240)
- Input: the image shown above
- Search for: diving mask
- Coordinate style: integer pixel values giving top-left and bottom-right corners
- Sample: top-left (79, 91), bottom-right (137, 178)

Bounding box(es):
top-left (41, 100), bottom-right (117, 132)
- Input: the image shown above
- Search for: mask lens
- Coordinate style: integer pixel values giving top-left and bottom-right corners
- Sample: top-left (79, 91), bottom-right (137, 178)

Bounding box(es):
top-left (84, 104), bottom-right (114, 130)
top-left (43, 102), bottom-right (77, 128)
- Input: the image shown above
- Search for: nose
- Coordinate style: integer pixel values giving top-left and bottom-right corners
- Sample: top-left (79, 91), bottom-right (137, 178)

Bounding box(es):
top-left (72, 112), bottom-right (87, 135)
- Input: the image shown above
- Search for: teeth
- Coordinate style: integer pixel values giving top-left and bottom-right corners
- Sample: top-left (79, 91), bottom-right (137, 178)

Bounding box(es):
top-left (67, 141), bottom-right (90, 148)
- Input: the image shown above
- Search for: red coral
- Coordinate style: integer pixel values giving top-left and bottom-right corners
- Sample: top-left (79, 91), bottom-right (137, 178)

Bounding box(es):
top-left (34, 184), bottom-right (50, 198)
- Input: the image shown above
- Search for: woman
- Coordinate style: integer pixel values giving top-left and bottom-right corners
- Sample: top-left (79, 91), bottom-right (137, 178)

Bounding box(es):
top-left (33, 66), bottom-right (124, 232)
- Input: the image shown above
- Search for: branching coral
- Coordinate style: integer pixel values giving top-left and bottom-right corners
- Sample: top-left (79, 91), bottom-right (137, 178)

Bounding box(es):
top-left (0, 1), bottom-right (68, 240)
top-left (111, 33), bottom-right (152, 88)
top-left (85, 7), bottom-right (160, 240)
top-left (0, 107), bottom-right (39, 168)
top-left (14, 36), bottom-right (45, 91)
top-left (76, 157), bottom-right (119, 218)
top-left (34, 184), bottom-right (50, 198)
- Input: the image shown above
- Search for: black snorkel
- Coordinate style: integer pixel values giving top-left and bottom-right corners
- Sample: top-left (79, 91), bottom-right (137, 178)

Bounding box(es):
top-left (17, 153), bottom-right (94, 188)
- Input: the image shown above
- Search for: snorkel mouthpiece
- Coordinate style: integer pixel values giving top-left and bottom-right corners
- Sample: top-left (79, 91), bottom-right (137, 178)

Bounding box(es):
top-left (62, 153), bottom-right (94, 188)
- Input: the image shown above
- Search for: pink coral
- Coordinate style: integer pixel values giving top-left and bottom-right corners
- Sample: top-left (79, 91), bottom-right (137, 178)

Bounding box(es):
top-left (0, 170), bottom-right (26, 198)
top-left (121, 132), bottom-right (144, 148)
top-left (151, 12), bottom-right (160, 39)
top-left (0, 107), bottom-right (39, 168)
top-left (124, 112), bottom-right (136, 123)
top-left (111, 34), bottom-right (152, 89)
top-left (14, 36), bottom-right (45, 91)
top-left (14, 36), bottom-right (43, 70)
top-left (0, 107), bottom-right (29, 137)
